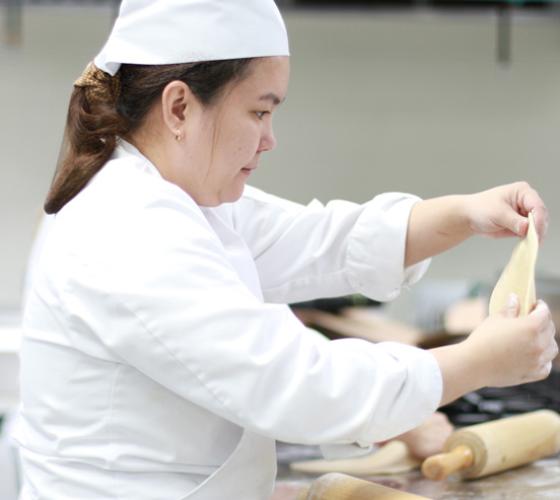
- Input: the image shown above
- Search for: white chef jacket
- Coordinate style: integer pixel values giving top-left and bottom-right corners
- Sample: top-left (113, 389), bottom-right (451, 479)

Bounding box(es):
top-left (13, 140), bottom-right (442, 500)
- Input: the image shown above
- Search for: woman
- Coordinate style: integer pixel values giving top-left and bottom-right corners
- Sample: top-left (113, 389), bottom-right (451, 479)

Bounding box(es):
top-left (14, 1), bottom-right (557, 499)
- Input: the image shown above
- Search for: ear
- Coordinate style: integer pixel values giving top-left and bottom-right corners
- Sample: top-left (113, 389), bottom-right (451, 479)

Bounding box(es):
top-left (160, 80), bottom-right (191, 138)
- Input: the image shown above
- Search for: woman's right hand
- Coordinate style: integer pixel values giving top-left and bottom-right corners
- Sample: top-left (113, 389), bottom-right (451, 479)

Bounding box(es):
top-left (465, 297), bottom-right (558, 388)
top-left (430, 295), bottom-right (558, 407)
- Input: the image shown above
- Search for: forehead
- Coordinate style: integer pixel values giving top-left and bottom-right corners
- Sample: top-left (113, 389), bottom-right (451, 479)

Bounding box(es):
top-left (229, 56), bottom-right (290, 102)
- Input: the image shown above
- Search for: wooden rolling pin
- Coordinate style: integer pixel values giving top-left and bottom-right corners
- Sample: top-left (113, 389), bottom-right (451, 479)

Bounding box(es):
top-left (422, 410), bottom-right (560, 480)
top-left (296, 473), bottom-right (429, 499)
top-left (297, 472), bottom-right (429, 500)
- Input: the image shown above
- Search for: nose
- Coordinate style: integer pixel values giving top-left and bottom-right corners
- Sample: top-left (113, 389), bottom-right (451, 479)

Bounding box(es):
top-left (258, 123), bottom-right (277, 153)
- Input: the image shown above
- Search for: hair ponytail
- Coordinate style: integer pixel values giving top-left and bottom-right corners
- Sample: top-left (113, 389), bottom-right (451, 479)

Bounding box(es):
top-left (45, 58), bottom-right (253, 214)
top-left (45, 65), bottom-right (128, 214)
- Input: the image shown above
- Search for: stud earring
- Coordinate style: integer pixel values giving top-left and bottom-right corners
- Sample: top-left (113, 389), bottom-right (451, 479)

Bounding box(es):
top-left (175, 131), bottom-right (182, 141)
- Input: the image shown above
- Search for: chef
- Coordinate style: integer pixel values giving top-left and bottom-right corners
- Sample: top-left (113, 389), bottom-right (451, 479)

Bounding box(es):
top-left (13, 1), bottom-right (557, 499)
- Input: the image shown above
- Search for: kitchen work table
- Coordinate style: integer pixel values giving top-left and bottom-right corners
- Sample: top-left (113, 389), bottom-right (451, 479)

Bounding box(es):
top-left (274, 445), bottom-right (560, 499)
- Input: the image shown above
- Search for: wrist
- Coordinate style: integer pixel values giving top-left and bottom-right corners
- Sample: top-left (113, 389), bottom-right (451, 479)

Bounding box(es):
top-left (423, 194), bottom-right (474, 240)
top-left (430, 341), bottom-right (485, 407)
top-left (404, 195), bottom-right (475, 267)
top-left (459, 335), bottom-right (490, 389)
top-left (452, 194), bottom-right (476, 239)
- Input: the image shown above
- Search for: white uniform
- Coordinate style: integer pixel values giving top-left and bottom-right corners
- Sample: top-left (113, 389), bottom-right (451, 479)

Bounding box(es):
top-left (13, 141), bottom-right (442, 499)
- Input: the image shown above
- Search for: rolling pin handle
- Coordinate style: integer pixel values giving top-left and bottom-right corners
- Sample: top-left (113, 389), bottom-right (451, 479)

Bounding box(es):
top-left (421, 445), bottom-right (474, 481)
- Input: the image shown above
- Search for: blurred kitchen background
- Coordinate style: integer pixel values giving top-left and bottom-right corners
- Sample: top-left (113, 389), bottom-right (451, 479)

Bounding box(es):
top-left (1, 1), bottom-right (560, 497)
top-left (1, 1), bottom-right (560, 312)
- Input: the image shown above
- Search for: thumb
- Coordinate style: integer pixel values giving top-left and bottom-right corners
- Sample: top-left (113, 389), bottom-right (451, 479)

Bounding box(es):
top-left (529, 300), bottom-right (550, 325)
top-left (503, 211), bottom-right (528, 237)
top-left (502, 293), bottom-right (520, 318)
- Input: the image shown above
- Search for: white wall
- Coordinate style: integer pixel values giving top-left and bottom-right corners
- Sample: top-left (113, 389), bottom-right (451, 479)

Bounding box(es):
top-left (1, 6), bottom-right (560, 309)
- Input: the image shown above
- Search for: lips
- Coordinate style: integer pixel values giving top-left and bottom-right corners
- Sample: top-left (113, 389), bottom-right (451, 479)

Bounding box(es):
top-left (241, 158), bottom-right (259, 174)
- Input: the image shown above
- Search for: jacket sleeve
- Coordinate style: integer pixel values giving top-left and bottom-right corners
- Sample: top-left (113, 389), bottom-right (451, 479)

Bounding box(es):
top-left (231, 186), bottom-right (430, 304)
top-left (62, 198), bottom-right (442, 446)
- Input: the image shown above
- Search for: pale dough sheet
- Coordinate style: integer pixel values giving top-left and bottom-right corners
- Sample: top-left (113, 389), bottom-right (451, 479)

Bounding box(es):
top-left (489, 212), bottom-right (538, 317)
top-left (289, 441), bottom-right (420, 476)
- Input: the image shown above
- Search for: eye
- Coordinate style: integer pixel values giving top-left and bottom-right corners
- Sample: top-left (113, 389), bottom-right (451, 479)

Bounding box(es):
top-left (255, 111), bottom-right (270, 120)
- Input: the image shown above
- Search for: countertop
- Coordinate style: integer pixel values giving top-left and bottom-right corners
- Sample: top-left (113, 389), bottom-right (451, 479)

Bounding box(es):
top-left (275, 450), bottom-right (560, 499)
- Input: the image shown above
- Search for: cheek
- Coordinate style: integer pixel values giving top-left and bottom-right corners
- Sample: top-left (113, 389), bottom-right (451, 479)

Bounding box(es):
top-left (222, 123), bottom-right (260, 163)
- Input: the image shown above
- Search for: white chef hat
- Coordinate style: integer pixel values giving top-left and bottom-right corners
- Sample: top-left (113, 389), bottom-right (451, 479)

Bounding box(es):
top-left (94, 0), bottom-right (290, 76)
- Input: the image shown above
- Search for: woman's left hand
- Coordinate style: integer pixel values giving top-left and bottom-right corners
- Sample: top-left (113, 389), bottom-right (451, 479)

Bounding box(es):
top-left (389, 412), bottom-right (454, 460)
top-left (465, 182), bottom-right (548, 242)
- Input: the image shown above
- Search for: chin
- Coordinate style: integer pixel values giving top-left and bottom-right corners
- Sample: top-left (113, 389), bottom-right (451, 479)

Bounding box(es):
top-left (221, 181), bottom-right (247, 204)
top-left (199, 187), bottom-right (245, 207)
top-left (221, 190), bottom-right (245, 205)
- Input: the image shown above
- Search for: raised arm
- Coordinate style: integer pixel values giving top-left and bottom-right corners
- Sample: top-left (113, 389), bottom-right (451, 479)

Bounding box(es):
top-left (405, 181), bottom-right (548, 267)
top-left (232, 186), bottom-right (430, 304)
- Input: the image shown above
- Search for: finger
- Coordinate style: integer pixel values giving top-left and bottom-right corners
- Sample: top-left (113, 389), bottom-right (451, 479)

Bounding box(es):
top-left (529, 300), bottom-right (552, 329)
top-left (530, 300), bottom-right (550, 318)
top-left (544, 319), bottom-right (556, 340)
top-left (516, 182), bottom-right (542, 214)
top-left (498, 207), bottom-right (527, 238)
top-left (531, 206), bottom-right (549, 242)
top-left (485, 228), bottom-right (520, 239)
top-left (535, 323), bottom-right (556, 359)
top-left (539, 361), bottom-right (553, 379)
top-left (545, 340), bottom-right (559, 362)
top-left (528, 300), bottom-right (555, 338)
top-left (518, 186), bottom-right (548, 241)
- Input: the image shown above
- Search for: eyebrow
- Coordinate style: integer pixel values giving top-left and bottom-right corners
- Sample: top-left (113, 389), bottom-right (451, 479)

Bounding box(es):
top-left (259, 93), bottom-right (285, 106)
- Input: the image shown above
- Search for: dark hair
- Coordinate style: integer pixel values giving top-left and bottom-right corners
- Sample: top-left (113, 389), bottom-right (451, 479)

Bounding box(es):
top-left (44, 59), bottom-right (254, 214)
